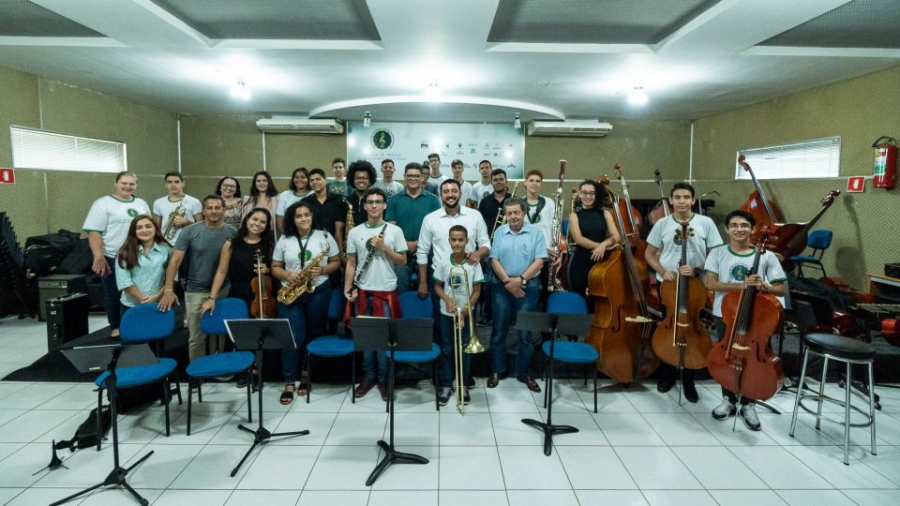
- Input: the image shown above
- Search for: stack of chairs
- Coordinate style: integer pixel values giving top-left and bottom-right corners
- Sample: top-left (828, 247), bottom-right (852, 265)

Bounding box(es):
top-left (0, 212), bottom-right (36, 318)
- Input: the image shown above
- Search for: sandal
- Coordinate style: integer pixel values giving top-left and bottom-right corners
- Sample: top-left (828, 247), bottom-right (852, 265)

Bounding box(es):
top-left (296, 382), bottom-right (309, 397)
top-left (280, 385), bottom-right (295, 405)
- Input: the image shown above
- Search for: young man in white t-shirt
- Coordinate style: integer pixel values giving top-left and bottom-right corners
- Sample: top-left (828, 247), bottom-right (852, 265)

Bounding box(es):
top-left (645, 182), bottom-right (723, 402)
top-left (705, 209), bottom-right (787, 431)
top-left (523, 169), bottom-right (557, 306)
top-left (467, 159), bottom-right (493, 209)
top-left (427, 152), bottom-right (448, 188)
top-left (153, 172), bottom-right (203, 244)
top-left (434, 225), bottom-right (484, 406)
top-left (344, 187), bottom-right (408, 401)
top-left (450, 159), bottom-right (473, 209)
top-left (373, 158), bottom-right (405, 198)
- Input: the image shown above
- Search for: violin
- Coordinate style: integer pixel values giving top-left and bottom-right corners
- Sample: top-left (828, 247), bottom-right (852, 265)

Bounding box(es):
top-left (707, 229), bottom-right (783, 401)
top-left (646, 169), bottom-right (670, 225)
top-left (250, 250), bottom-right (276, 319)
top-left (585, 178), bottom-right (660, 384)
top-left (651, 220), bottom-right (712, 371)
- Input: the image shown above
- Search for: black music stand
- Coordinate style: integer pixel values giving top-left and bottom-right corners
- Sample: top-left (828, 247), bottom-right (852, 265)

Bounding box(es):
top-left (225, 319), bottom-right (309, 477)
top-left (52, 344), bottom-right (158, 506)
top-left (352, 317), bottom-right (432, 486)
top-left (519, 311), bottom-right (593, 456)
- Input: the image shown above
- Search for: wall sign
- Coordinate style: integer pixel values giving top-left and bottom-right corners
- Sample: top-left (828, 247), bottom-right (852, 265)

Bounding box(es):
top-left (346, 121), bottom-right (526, 180)
top-left (847, 176), bottom-right (866, 193)
top-left (0, 168), bottom-right (15, 184)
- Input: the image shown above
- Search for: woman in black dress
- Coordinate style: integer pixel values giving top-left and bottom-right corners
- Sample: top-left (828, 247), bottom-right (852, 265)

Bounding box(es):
top-left (567, 180), bottom-right (620, 305)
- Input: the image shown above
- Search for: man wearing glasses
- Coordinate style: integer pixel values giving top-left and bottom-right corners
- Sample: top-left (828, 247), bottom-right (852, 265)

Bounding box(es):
top-left (345, 187), bottom-right (408, 400)
top-left (385, 163), bottom-right (440, 294)
top-left (645, 182), bottom-right (723, 403)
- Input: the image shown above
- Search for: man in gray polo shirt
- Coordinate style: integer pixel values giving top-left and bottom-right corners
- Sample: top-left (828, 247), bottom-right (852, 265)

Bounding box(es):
top-left (159, 195), bottom-right (236, 362)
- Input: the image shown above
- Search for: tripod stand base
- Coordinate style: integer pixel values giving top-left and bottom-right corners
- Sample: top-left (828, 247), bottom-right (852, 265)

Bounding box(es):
top-left (50, 450), bottom-right (154, 506)
top-left (365, 440), bottom-right (429, 486)
top-left (521, 418), bottom-right (578, 456)
top-left (231, 424), bottom-right (310, 477)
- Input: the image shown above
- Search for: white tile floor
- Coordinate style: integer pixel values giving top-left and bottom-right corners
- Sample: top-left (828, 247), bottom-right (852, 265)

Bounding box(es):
top-left (2, 315), bottom-right (900, 505)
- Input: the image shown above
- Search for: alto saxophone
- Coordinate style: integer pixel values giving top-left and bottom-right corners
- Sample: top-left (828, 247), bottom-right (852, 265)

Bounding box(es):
top-left (343, 197), bottom-right (354, 258)
top-left (163, 202), bottom-right (186, 242)
top-left (277, 238), bottom-right (331, 304)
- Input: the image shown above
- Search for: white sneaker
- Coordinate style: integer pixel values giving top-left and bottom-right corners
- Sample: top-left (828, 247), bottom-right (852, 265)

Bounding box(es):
top-left (712, 397), bottom-right (736, 420)
top-left (740, 403), bottom-right (761, 431)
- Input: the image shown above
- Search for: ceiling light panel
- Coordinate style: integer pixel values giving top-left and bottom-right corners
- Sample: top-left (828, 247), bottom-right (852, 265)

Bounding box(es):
top-left (151, 0), bottom-right (381, 40)
top-left (487, 0), bottom-right (717, 44)
top-left (0, 0), bottom-right (103, 37)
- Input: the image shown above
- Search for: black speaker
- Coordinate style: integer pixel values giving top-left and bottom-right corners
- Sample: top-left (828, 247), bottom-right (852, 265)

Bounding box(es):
top-left (38, 274), bottom-right (87, 321)
top-left (46, 292), bottom-right (89, 351)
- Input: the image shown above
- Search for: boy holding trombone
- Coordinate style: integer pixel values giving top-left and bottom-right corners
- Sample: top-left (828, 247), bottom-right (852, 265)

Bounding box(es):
top-left (434, 225), bottom-right (485, 410)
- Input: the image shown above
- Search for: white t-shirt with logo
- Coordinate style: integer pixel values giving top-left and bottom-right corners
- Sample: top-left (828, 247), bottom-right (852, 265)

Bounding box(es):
top-left (153, 194), bottom-right (202, 243)
top-left (346, 221), bottom-right (407, 291)
top-left (433, 258), bottom-right (485, 317)
top-left (83, 195), bottom-right (151, 257)
top-left (646, 214), bottom-right (724, 281)
top-left (374, 180), bottom-right (405, 198)
top-left (704, 245), bottom-right (788, 317)
top-left (273, 229), bottom-right (338, 288)
top-left (469, 181), bottom-right (492, 206)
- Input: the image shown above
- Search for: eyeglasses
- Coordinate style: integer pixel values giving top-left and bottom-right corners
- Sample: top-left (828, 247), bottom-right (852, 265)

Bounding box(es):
top-left (220, 184), bottom-right (236, 189)
top-left (354, 176), bottom-right (370, 181)
top-left (727, 223), bottom-right (752, 230)
top-left (580, 191), bottom-right (596, 197)
top-left (365, 200), bottom-right (385, 206)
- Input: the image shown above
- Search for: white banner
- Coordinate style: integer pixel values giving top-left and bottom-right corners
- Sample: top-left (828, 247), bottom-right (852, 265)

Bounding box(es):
top-left (346, 121), bottom-right (525, 180)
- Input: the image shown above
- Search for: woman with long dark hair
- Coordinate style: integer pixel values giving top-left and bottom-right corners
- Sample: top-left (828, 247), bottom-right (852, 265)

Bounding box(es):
top-left (271, 201), bottom-right (340, 404)
top-left (115, 214), bottom-right (172, 310)
top-left (275, 167), bottom-right (312, 233)
top-left (215, 176), bottom-right (244, 229)
top-left (244, 171), bottom-right (279, 219)
top-left (567, 179), bottom-right (620, 304)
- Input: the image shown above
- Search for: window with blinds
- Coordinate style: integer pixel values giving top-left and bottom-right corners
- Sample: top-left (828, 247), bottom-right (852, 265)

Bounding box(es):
top-left (735, 136), bottom-right (840, 180)
top-left (10, 126), bottom-right (127, 173)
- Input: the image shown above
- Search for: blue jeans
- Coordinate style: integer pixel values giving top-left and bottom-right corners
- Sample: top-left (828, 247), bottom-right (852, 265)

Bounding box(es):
top-left (394, 261), bottom-right (412, 295)
top-left (101, 256), bottom-right (121, 331)
top-left (280, 284), bottom-right (332, 383)
top-left (361, 293), bottom-right (391, 383)
top-left (479, 261), bottom-right (494, 321)
top-left (439, 313), bottom-right (474, 387)
top-left (489, 279), bottom-right (539, 377)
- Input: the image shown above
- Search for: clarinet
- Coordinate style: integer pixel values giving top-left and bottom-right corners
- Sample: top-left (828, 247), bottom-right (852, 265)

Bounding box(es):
top-left (352, 223), bottom-right (388, 289)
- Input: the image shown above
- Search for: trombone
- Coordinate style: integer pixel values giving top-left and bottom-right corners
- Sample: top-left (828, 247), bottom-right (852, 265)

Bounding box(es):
top-left (448, 265), bottom-right (485, 415)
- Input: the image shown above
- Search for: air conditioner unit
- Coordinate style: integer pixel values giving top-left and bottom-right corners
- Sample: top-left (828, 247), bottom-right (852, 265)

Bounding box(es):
top-left (256, 117), bottom-right (345, 134)
top-left (526, 120), bottom-right (613, 138)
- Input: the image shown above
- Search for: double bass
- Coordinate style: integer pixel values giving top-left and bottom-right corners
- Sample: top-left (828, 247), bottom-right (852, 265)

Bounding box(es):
top-left (646, 169), bottom-right (671, 225)
top-left (250, 249), bottom-right (276, 318)
top-left (707, 229), bottom-right (783, 402)
top-left (651, 220), bottom-right (712, 372)
top-left (585, 180), bottom-right (660, 384)
top-left (738, 154), bottom-right (783, 234)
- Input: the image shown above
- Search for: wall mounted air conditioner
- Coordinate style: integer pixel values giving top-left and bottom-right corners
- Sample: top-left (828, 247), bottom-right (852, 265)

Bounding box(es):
top-left (256, 117), bottom-right (345, 134)
top-left (526, 120), bottom-right (613, 138)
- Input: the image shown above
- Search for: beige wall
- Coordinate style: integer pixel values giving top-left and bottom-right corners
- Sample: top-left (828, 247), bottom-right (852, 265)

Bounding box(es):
top-left (0, 66), bottom-right (177, 241)
top-left (692, 65), bottom-right (900, 289)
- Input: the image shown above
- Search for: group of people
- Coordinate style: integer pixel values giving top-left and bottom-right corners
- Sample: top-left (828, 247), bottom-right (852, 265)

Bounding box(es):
top-left (83, 157), bottom-right (788, 430)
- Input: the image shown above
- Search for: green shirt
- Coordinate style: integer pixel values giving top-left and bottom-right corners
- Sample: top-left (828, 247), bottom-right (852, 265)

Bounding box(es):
top-left (385, 190), bottom-right (441, 241)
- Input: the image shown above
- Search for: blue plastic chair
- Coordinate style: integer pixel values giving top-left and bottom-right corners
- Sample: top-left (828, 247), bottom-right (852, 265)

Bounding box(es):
top-left (385, 291), bottom-right (441, 411)
top-left (542, 292), bottom-right (599, 413)
top-left (185, 298), bottom-right (254, 435)
top-left (306, 289), bottom-right (357, 404)
top-left (788, 229), bottom-right (833, 278)
top-left (94, 303), bottom-right (182, 448)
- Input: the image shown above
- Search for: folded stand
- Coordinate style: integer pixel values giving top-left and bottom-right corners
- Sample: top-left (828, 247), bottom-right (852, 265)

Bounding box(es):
top-left (52, 344), bottom-right (158, 506)
top-left (225, 319), bottom-right (308, 477)
top-left (518, 312), bottom-right (593, 456)
top-left (352, 317), bottom-right (432, 486)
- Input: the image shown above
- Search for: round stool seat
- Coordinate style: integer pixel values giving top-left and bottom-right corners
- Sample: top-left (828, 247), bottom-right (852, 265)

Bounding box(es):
top-left (803, 332), bottom-right (875, 362)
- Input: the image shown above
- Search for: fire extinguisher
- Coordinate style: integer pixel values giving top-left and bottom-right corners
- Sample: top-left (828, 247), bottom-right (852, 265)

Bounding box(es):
top-left (873, 136), bottom-right (897, 189)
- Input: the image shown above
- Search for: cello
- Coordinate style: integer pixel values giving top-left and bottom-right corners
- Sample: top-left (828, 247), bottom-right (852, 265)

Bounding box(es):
top-left (646, 169), bottom-right (670, 225)
top-left (585, 180), bottom-right (660, 384)
top-left (651, 220), bottom-right (712, 372)
top-left (250, 250), bottom-right (276, 318)
top-left (707, 229), bottom-right (783, 402)
top-left (738, 154), bottom-right (783, 235)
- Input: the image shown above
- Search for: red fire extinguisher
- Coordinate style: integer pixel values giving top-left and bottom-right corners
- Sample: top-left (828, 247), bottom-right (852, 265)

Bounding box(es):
top-left (873, 136), bottom-right (897, 189)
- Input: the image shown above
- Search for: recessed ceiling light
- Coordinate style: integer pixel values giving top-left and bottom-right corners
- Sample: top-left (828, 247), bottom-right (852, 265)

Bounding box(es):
top-left (628, 86), bottom-right (647, 106)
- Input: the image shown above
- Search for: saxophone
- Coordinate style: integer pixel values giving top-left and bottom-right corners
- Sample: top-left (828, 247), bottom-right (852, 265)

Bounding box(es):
top-left (343, 197), bottom-right (354, 258)
top-left (163, 202), bottom-right (186, 242)
top-left (276, 237), bottom-right (331, 304)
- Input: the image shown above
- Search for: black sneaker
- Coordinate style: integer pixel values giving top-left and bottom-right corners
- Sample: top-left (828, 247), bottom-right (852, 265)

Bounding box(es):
top-left (438, 387), bottom-right (453, 406)
top-left (463, 387), bottom-right (471, 405)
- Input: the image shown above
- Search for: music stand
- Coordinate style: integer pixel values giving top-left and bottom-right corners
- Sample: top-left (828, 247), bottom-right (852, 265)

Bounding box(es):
top-left (352, 317), bottom-right (432, 486)
top-left (225, 319), bottom-right (309, 477)
top-left (52, 344), bottom-right (158, 506)
top-left (518, 311), bottom-right (593, 456)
